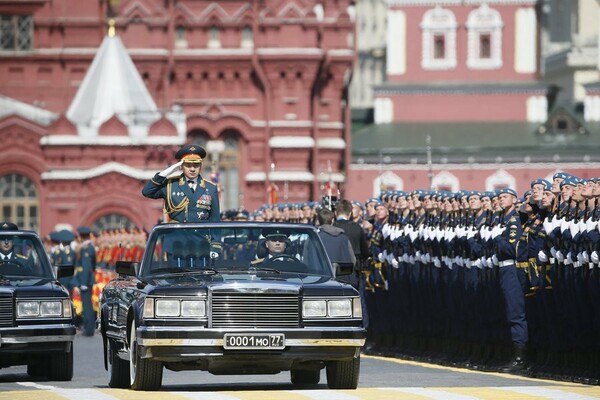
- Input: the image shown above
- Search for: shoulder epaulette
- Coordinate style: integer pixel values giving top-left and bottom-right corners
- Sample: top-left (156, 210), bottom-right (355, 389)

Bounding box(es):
top-left (204, 179), bottom-right (217, 186)
top-left (16, 254), bottom-right (27, 260)
top-left (250, 258), bottom-right (264, 265)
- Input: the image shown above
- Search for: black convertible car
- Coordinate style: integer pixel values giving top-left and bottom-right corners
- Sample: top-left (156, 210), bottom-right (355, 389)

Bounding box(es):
top-left (99, 222), bottom-right (366, 390)
top-left (0, 226), bottom-right (75, 380)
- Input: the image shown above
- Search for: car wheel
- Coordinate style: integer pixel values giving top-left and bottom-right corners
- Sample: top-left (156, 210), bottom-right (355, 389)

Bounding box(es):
top-left (326, 355), bottom-right (360, 389)
top-left (27, 361), bottom-right (47, 378)
top-left (129, 320), bottom-right (163, 391)
top-left (47, 347), bottom-right (74, 381)
top-left (108, 339), bottom-right (130, 388)
top-left (290, 369), bottom-right (320, 385)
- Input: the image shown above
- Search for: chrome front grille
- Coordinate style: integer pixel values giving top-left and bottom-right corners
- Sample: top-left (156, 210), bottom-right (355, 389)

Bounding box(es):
top-left (0, 295), bottom-right (14, 327)
top-left (211, 292), bottom-right (299, 328)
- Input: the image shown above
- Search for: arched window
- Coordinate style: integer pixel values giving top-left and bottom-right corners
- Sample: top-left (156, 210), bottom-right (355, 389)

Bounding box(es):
top-left (92, 214), bottom-right (136, 232)
top-left (485, 169), bottom-right (516, 192)
top-left (208, 25), bottom-right (221, 49)
top-left (217, 132), bottom-right (241, 210)
top-left (467, 4), bottom-right (503, 70)
top-left (420, 6), bottom-right (457, 70)
top-left (373, 171), bottom-right (403, 197)
top-left (175, 25), bottom-right (188, 49)
top-left (241, 25), bottom-right (253, 49)
top-left (188, 129), bottom-right (209, 148)
top-left (432, 171), bottom-right (459, 192)
top-left (0, 173), bottom-right (38, 231)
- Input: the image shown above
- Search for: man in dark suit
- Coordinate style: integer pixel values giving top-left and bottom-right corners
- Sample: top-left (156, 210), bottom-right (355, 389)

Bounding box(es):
top-left (334, 200), bottom-right (369, 289)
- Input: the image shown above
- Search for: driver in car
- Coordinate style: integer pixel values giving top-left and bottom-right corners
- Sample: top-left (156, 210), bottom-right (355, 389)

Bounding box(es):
top-left (0, 222), bottom-right (29, 267)
top-left (252, 229), bottom-right (296, 266)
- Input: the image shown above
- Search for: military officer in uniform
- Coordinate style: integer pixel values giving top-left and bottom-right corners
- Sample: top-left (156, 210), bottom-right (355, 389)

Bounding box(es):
top-left (73, 226), bottom-right (97, 336)
top-left (143, 144), bottom-right (221, 223)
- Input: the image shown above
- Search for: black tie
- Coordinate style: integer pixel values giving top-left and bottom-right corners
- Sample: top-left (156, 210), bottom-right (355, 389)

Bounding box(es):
top-left (188, 180), bottom-right (195, 193)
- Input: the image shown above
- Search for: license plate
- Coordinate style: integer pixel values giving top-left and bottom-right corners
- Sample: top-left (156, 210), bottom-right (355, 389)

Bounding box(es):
top-left (223, 333), bottom-right (285, 350)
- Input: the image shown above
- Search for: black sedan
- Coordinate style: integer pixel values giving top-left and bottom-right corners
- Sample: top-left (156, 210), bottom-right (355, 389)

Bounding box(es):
top-left (99, 222), bottom-right (366, 391)
top-left (0, 226), bottom-right (75, 380)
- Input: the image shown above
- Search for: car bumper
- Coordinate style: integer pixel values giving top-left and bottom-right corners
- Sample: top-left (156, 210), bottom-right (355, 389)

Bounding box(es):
top-left (135, 326), bottom-right (366, 367)
top-left (0, 324), bottom-right (75, 354)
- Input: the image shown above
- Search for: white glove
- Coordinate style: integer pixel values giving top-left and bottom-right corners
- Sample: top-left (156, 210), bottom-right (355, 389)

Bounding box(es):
top-left (408, 255), bottom-right (415, 264)
top-left (466, 228), bottom-right (476, 239)
top-left (474, 259), bottom-right (482, 269)
top-left (481, 257), bottom-right (488, 268)
top-left (543, 218), bottom-right (553, 235)
top-left (491, 254), bottom-right (499, 266)
top-left (591, 251), bottom-right (599, 264)
top-left (391, 258), bottom-right (399, 269)
top-left (555, 250), bottom-right (565, 263)
top-left (560, 219), bottom-right (569, 233)
top-left (586, 218), bottom-right (597, 233)
top-left (386, 253), bottom-right (395, 264)
top-left (402, 253), bottom-right (409, 262)
top-left (538, 250), bottom-right (548, 263)
top-left (580, 251), bottom-right (590, 264)
top-left (486, 257), bottom-right (494, 268)
top-left (569, 221), bottom-right (579, 237)
top-left (424, 253), bottom-right (431, 263)
top-left (382, 224), bottom-right (390, 239)
top-left (210, 251), bottom-right (219, 259)
top-left (80, 285), bottom-right (89, 291)
top-left (158, 161), bottom-right (183, 177)
top-left (564, 252), bottom-right (573, 265)
top-left (550, 247), bottom-right (557, 258)
top-left (377, 252), bottom-right (385, 263)
top-left (433, 257), bottom-right (441, 268)
top-left (465, 259), bottom-right (472, 269)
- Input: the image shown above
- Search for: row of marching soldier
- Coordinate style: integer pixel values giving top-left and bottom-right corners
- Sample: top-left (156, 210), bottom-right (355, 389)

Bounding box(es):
top-left (45, 227), bottom-right (145, 336)
top-left (355, 172), bottom-right (600, 384)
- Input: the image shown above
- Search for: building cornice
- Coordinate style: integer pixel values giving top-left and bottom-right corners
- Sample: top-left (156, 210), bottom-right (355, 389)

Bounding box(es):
top-left (350, 161), bottom-right (600, 171)
top-left (41, 162), bottom-right (156, 181)
top-left (269, 136), bottom-right (315, 148)
top-left (40, 136), bottom-right (185, 146)
top-left (317, 137), bottom-right (346, 149)
top-left (375, 82), bottom-right (548, 96)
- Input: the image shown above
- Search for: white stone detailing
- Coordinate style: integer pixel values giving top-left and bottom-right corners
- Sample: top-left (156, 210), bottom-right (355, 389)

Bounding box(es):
top-left (269, 171), bottom-right (315, 182)
top-left (514, 7), bottom-right (537, 74)
top-left (374, 97), bottom-right (394, 124)
top-left (269, 136), bottom-right (315, 148)
top-left (421, 6), bottom-right (457, 70)
top-left (432, 170), bottom-right (460, 192)
top-left (526, 96), bottom-right (548, 123)
top-left (373, 171), bottom-right (404, 196)
top-left (584, 95), bottom-right (600, 121)
top-left (245, 171), bottom-right (267, 181)
top-left (387, 10), bottom-right (407, 75)
top-left (317, 172), bottom-right (346, 183)
top-left (466, 4), bottom-right (503, 70)
top-left (269, 120), bottom-right (313, 128)
top-left (41, 162), bottom-right (156, 181)
top-left (485, 169), bottom-right (517, 192)
top-left (316, 138), bottom-right (346, 149)
top-left (40, 135), bottom-right (185, 146)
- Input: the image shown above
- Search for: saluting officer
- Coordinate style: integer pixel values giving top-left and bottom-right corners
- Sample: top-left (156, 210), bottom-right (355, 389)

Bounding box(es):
top-left (143, 144), bottom-right (220, 223)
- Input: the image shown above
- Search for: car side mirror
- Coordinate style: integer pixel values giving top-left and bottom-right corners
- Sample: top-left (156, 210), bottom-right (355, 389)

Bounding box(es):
top-left (55, 264), bottom-right (74, 278)
top-left (333, 262), bottom-right (354, 276)
top-left (116, 261), bottom-right (138, 277)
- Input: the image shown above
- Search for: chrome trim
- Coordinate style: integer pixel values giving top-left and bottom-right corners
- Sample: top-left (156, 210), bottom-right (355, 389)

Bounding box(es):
top-left (1, 334), bottom-right (75, 344)
top-left (139, 337), bottom-right (365, 347)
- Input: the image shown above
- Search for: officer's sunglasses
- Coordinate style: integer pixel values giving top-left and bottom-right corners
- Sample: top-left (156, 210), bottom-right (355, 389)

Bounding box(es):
top-left (1, 237), bottom-right (13, 243)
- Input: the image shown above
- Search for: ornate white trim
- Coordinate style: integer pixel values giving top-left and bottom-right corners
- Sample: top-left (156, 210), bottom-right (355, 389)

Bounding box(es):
top-left (40, 135), bottom-right (185, 146)
top-left (387, 10), bottom-right (407, 75)
top-left (245, 171), bottom-right (267, 181)
top-left (466, 4), bottom-right (503, 70)
top-left (514, 7), bottom-right (537, 74)
top-left (420, 6), bottom-right (457, 70)
top-left (41, 162), bottom-right (155, 181)
top-left (432, 170), bottom-right (460, 192)
top-left (374, 97), bottom-right (394, 124)
top-left (269, 171), bottom-right (315, 182)
top-left (373, 171), bottom-right (404, 196)
top-left (316, 138), bottom-right (346, 149)
top-left (584, 95), bottom-right (600, 122)
top-left (269, 136), bottom-right (315, 148)
top-left (526, 96), bottom-right (548, 123)
top-left (485, 169), bottom-right (517, 192)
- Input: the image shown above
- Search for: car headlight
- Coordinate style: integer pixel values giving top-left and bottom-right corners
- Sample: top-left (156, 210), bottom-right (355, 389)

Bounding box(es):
top-left (155, 299), bottom-right (180, 317)
top-left (302, 298), bottom-right (360, 319)
top-left (17, 299), bottom-right (69, 318)
top-left (146, 298), bottom-right (207, 318)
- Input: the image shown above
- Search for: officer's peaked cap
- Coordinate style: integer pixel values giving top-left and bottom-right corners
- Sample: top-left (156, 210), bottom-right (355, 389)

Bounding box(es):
top-left (0, 222), bottom-right (18, 231)
top-left (175, 144), bottom-right (207, 163)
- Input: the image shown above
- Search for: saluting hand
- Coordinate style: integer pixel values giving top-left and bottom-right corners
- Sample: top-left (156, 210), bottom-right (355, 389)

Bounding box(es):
top-left (159, 161), bottom-right (183, 177)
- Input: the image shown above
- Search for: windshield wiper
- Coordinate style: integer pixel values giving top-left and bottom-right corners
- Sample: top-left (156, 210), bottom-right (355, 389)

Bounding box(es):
top-left (249, 267), bottom-right (280, 274)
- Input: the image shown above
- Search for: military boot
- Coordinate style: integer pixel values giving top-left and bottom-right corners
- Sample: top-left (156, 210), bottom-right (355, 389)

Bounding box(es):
top-left (501, 346), bottom-right (526, 373)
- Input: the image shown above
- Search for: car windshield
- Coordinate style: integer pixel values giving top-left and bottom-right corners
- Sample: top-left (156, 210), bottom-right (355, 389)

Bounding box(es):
top-left (141, 225), bottom-right (333, 278)
top-left (0, 233), bottom-right (54, 279)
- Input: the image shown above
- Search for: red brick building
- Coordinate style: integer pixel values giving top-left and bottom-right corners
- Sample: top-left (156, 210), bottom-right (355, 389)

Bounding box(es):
top-left (0, 1), bottom-right (355, 234)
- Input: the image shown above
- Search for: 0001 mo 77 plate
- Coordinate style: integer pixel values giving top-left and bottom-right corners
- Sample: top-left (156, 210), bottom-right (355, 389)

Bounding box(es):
top-left (223, 333), bottom-right (285, 350)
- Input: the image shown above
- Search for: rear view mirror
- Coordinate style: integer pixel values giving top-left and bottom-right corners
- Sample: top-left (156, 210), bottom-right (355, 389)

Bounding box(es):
top-left (333, 262), bottom-right (354, 276)
top-left (116, 261), bottom-right (138, 277)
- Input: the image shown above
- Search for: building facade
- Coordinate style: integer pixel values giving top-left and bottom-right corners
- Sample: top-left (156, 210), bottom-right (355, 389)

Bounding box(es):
top-left (346, 0), bottom-right (600, 200)
top-left (0, 0), bottom-right (355, 234)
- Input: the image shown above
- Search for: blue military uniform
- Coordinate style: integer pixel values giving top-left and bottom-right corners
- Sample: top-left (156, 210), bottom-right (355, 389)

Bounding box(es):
top-left (72, 226), bottom-right (97, 336)
top-left (142, 144), bottom-right (220, 223)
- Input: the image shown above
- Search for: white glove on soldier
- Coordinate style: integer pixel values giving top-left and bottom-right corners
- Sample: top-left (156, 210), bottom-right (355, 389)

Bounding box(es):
top-left (159, 161), bottom-right (183, 177)
top-left (538, 250), bottom-right (548, 263)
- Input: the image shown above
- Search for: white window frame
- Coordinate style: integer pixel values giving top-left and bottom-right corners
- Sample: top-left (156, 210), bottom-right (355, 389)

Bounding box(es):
top-left (420, 6), bottom-right (457, 71)
top-left (466, 4), bottom-right (503, 70)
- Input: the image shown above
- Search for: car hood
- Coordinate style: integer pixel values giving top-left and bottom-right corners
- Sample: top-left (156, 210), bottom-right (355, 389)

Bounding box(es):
top-left (0, 278), bottom-right (70, 297)
top-left (140, 272), bottom-right (356, 297)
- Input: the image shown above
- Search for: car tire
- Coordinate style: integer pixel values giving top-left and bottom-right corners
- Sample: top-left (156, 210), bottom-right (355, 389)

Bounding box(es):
top-left (326, 355), bottom-right (360, 389)
top-left (290, 369), bottom-right (320, 385)
top-left (108, 339), bottom-right (130, 388)
top-left (27, 361), bottom-right (47, 378)
top-left (47, 348), bottom-right (74, 381)
top-left (129, 320), bottom-right (163, 391)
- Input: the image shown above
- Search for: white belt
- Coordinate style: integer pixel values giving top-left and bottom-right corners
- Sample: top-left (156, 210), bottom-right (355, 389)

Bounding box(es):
top-left (498, 260), bottom-right (515, 267)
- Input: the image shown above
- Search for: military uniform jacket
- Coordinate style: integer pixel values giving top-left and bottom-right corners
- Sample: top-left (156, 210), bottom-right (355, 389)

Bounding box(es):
top-left (495, 209), bottom-right (523, 261)
top-left (72, 241), bottom-right (96, 288)
top-left (143, 173), bottom-right (221, 223)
